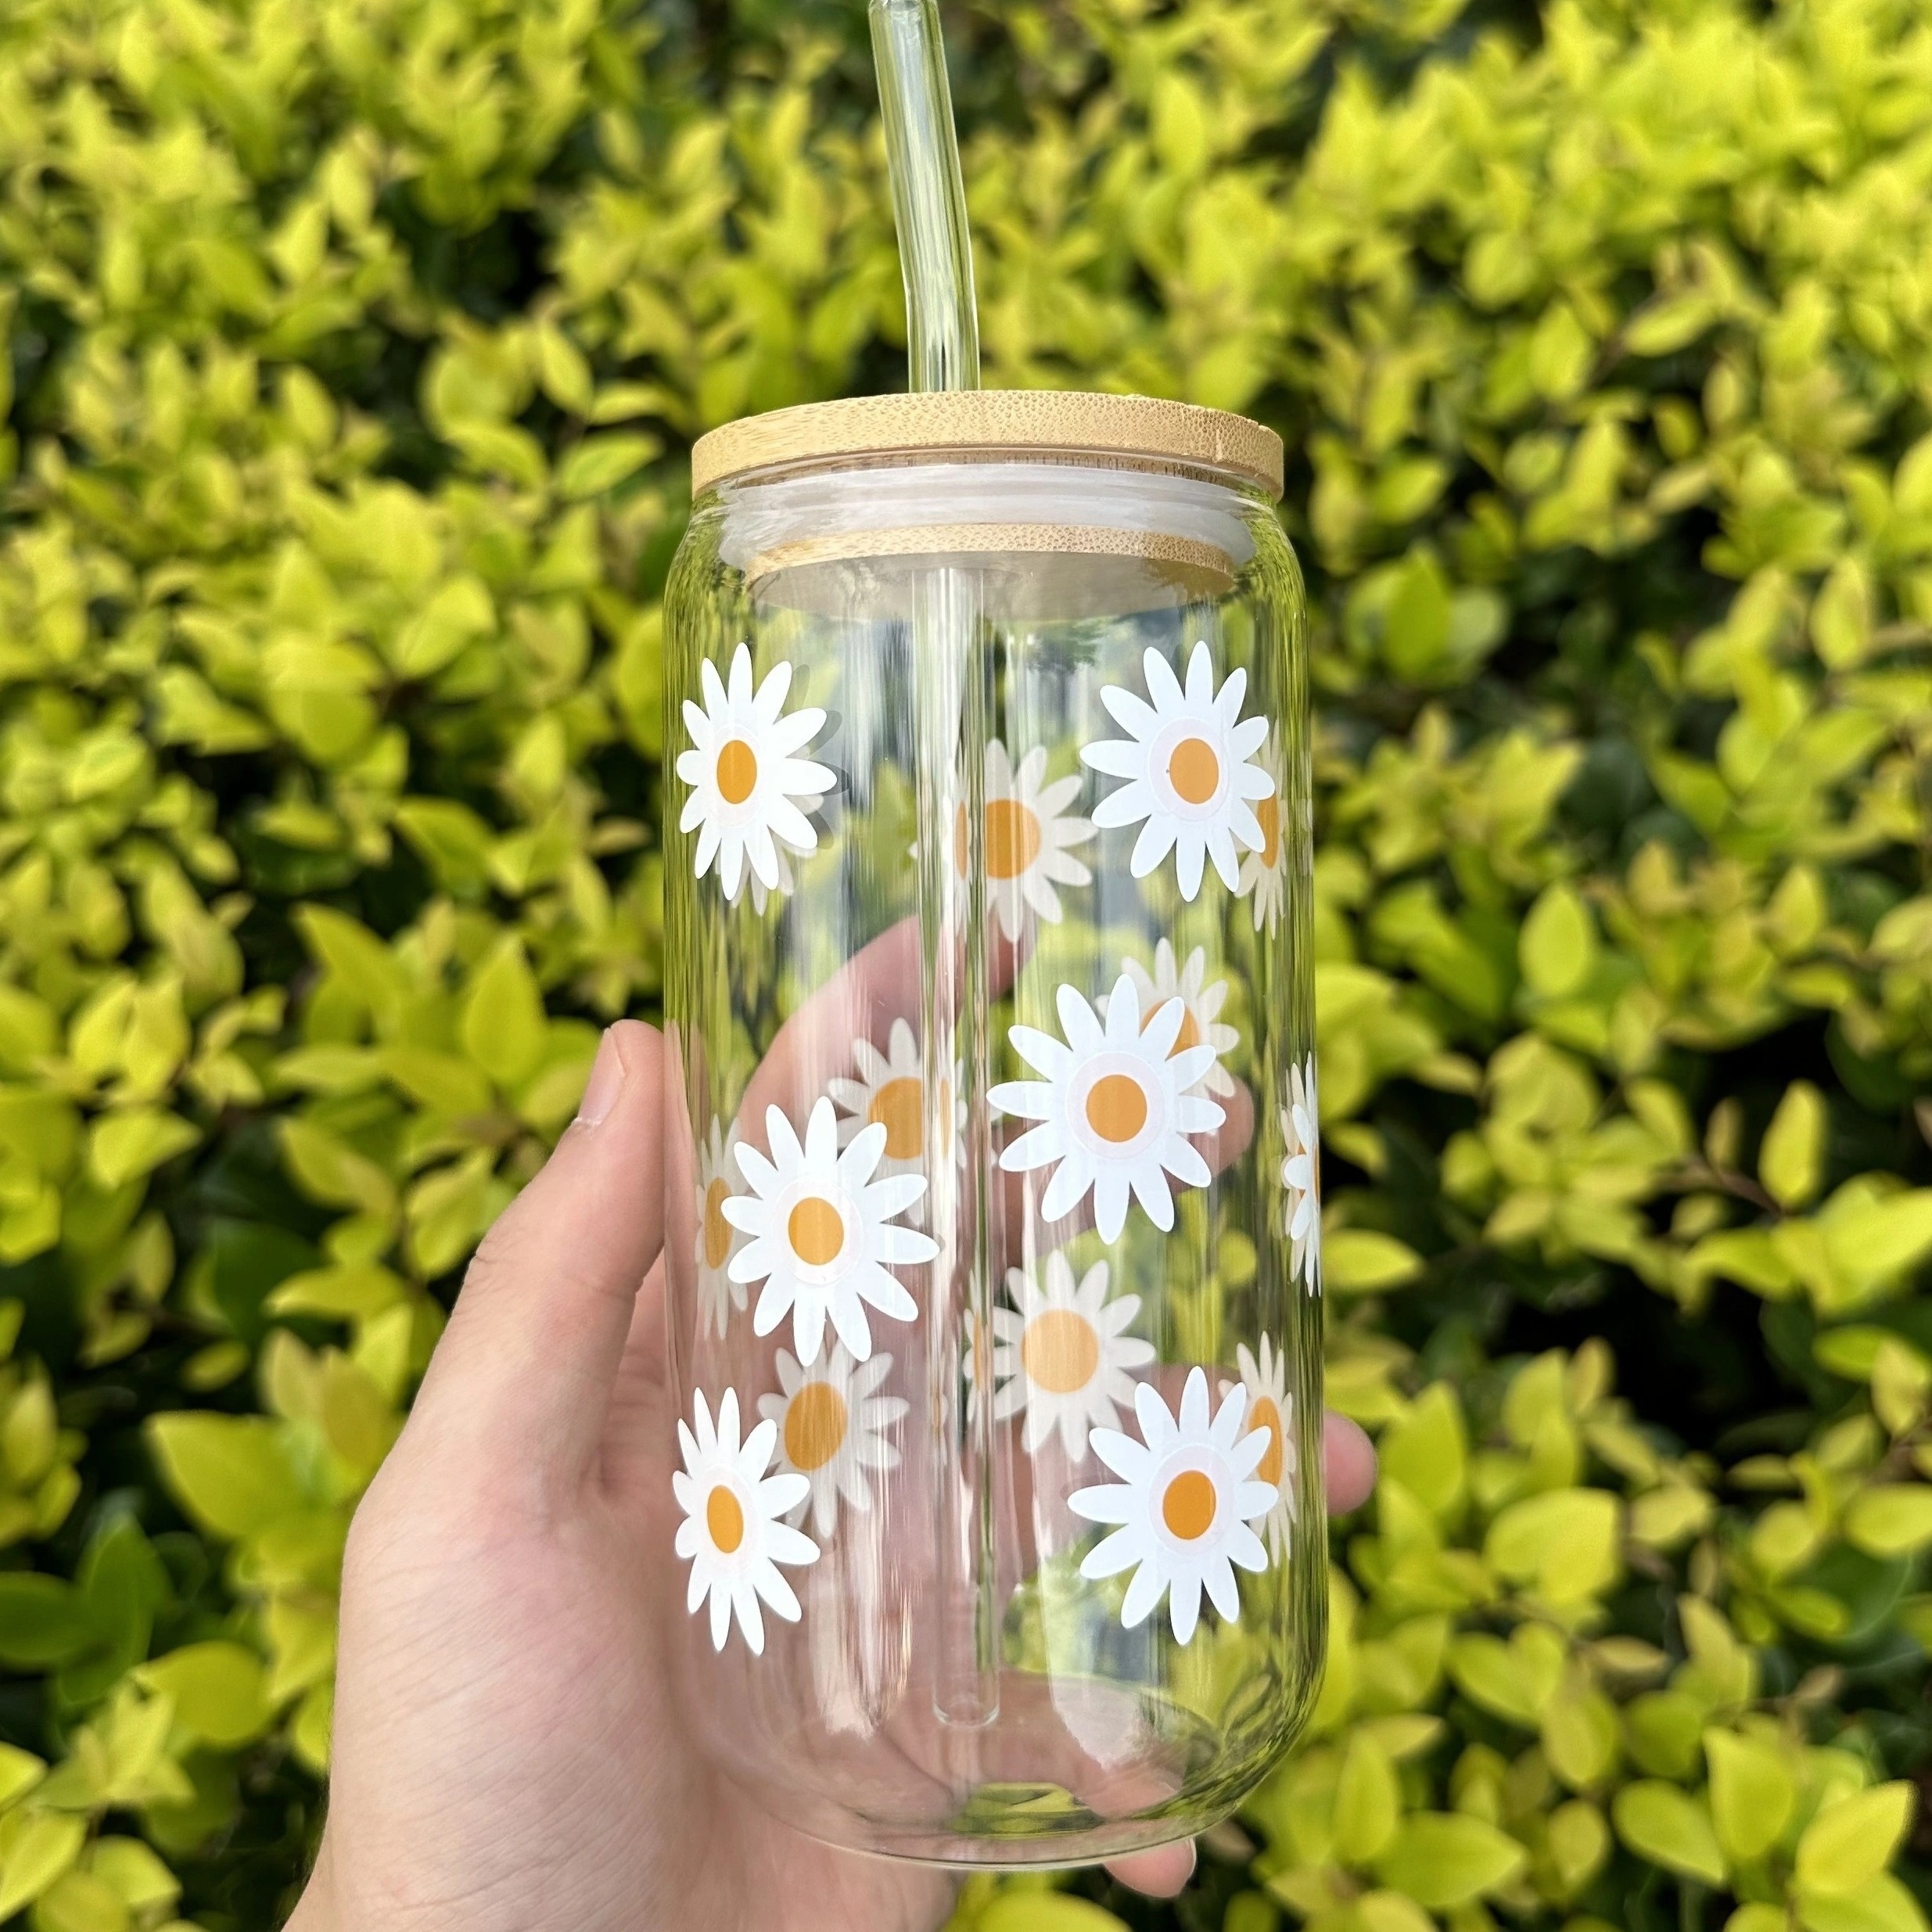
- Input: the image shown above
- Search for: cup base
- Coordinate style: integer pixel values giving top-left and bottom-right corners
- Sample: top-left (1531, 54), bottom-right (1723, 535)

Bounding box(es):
top-left (727, 1765), bottom-right (1241, 1869)
top-left (709, 1675), bottom-right (1285, 1868)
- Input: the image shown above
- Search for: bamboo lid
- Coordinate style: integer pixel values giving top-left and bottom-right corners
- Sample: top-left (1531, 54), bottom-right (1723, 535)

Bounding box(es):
top-left (691, 391), bottom-right (1284, 499)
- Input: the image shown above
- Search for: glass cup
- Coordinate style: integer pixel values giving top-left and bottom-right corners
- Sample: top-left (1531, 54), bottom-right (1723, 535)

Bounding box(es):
top-left (660, 392), bottom-right (1322, 1865)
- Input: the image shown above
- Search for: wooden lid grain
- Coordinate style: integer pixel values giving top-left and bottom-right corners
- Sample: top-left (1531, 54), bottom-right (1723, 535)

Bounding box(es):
top-left (691, 391), bottom-right (1284, 499)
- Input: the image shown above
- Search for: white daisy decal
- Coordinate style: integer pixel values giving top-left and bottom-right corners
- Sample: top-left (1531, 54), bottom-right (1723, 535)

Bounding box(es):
top-left (747, 842), bottom-right (795, 915)
top-left (1237, 725), bottom-right (1287, 933)
top-left (1281, 1056), bottom-right (1321, 1294)
top-left (1103, 939), bottom-right (1239, 1099)
top-left (677, 644), bottom-right (835, 903)
top-left (991, 1254), bottom-right (1155, 1460)
top-left (1068, 1366), bottom-right (1276, 1645)
top-left (955, 739), bottom-right (1094, 942)
top-left (757, 1345), bottom-right (908, 1539)
top-left (1233, 1336), bottom-right (1295, 1558)
top-left (1079, 641), bottom-right (1274, 900)
top-left (673, 1388), bottom-right (819, 1655)
top-left (723, 1097), bottom-right (937, 1366)
top-left (695, 1117), bottom-right (746, 1338)
top-left (991, 975), bottom-right (1225, 1242)
top-left (827, 1018), bottom-right (964, 1176)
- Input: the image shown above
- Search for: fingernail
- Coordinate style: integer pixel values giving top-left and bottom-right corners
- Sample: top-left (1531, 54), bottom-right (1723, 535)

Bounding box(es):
top-left (576, 1029), bottom-right (626, 1127)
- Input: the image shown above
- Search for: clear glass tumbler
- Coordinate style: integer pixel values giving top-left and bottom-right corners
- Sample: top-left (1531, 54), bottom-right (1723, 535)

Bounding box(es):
top-left (660, 392), bottom-right (1321, 1865)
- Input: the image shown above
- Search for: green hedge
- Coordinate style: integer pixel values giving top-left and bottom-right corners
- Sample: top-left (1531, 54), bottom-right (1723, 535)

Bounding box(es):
top-left (1, 0), bottom-right (1930, 1927)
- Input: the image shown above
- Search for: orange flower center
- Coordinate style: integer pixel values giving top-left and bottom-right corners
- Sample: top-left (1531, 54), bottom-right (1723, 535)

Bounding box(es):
top-left (1257, 789), bottom-right (1280, 868)
top-left (1147, 1003), bottom-right (1201, 1053)
top-left (957, 799), bottom-right (1045, 879)
top-left (1020, 1310), bottom-right (1101, 1394)
top-left (1161, 1469), bottom-right (1217, 1541)
top-left (867, 1076), bottom-right (924, 1162)
top-left (784, 1382), bottom-right (848, 1472)
top-left (787, 1196), bottom-right (845, 1267)
top-left (706, 1485), bottom-right (745, 1553)
top-left (703, 1177), bottom-right (732, 1269)
top-left (1085, 1072), bottom-right (1149, 1145)
top-left (1249, 1395), bottom-right (1284, 1488)
top-left (1167, 737), bottom-right (1220, 805)
top-left (985, 799), bottom-right (1043, 879)
top-left (716, 738), bottom-right (758, 805)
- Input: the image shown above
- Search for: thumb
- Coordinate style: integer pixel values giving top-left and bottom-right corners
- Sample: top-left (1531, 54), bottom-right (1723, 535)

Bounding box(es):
top-left (408, 1020), bottom-right (665, 1496)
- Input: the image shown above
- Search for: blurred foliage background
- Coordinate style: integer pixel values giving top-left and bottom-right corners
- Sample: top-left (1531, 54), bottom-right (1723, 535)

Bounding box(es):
top-left (0, 0), bottom-right (1930, 1927)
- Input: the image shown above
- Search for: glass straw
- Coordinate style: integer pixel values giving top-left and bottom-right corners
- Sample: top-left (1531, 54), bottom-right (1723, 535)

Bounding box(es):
top-left (869, 0), bottom-right (998, 1733)
top-left (870, 0), bottom-right (981, 393)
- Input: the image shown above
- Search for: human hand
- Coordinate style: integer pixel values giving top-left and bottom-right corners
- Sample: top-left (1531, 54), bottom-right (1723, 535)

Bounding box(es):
top-left (287, 1019), bottom-right (1377, 1931)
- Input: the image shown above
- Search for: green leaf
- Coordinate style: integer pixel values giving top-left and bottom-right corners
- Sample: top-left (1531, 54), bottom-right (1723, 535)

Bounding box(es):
top-left (278, 1119), bottom-right (397, 1218)
top-left (1447, 1632), bottom-right (1546, 1724)
top-left (377, 1047), bottom-right (495, 1117)
top-left (1842, 1487), bottom-right (1932, 1557)
top-left (392, 799), bottom-right (496, 897)
top-left (533, 322), bottom-right (594, 415)
top-left (265, 1262), bottom-right (406, 1321)
top-left (1530, 301), bottom-right (1594, 398)
top-left (1356, 1891), bottom-right (1435, 1932)
top-left (459, 937), bottom-right (548, 1088)
top-left (1812, 1327), bottom-right (1892, 1378)
top-left (146, 1415), bottom-right (304, 1540)
top-left (1323, 1230), bottom-right (1424, 1294)
top-left (1761, 1082), bottom-right (1827, 1209)
top-left (292, 907), bottom-right (405, 1029)
top-left (1822, 1190), bottom-right (1932, 1305)
top-left (67, 1516), bottom-right (170, 1703)
top-left (135, 1643), bottom-right (273, 1748)
top-left (1811, 559), bottom-right (1872, 669)
top-left (0, 1812), bottom-right (85, 1918)
top-left (0, 986), bottom-right (58, 1077)
top-left (1704, 1729), bottom-right (1794, 1862)
top-left (1542, 1681), bottom-right (1618, 1788)
top-left (391, 576), bottom-right (494, 681)
top-left (292, 1679), bottom-right (333, 1776)
top-left (1693, 1230), bottom-right (1799, 1298)
top-left (555, 433), bottom-right (657, 500)
top-left (1520, 883), bottom-right (1597, 998)
top-left (1800, 1876), bottom-right (1930, 1932)
top-left (1379, 551), bottom-right (1453, 681)
top-left (1453, 1630), bottom-right (1553, 1723)
top-left (447, 419), bottom-right (548, 490)
top-left (34, 1868), bottom-right (131, 1932)
top-left (1485, 1489), bottom-right (1621, 1603)
top-left (1546, 1799), bottom-right (1610, 1895)
top-left (1614, 1782), bottom-right (1726, 1885)
top-left (1794, 1784), bottom-right (1914, 1898)
top-left (1333, 1733), bottom-right (1400, 1864)
top-left (1625, 293), bottom-right (1718, 357)
top-left (1373, 1814), bottom-right (1526, 1909)
top-left (88, 1110), bottom-right (200, 1189)
top-left (206, 1221), bottom-right (320, 1346)
top-left (0, 1576), bottom-right (88, 1667)
top-left (1379, 1384), bottom-right (1467, 1521)
top-left (0, 1745), bottom-right (43, 1810)
top-left (87, 1836), bottom-right (179, 1912)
